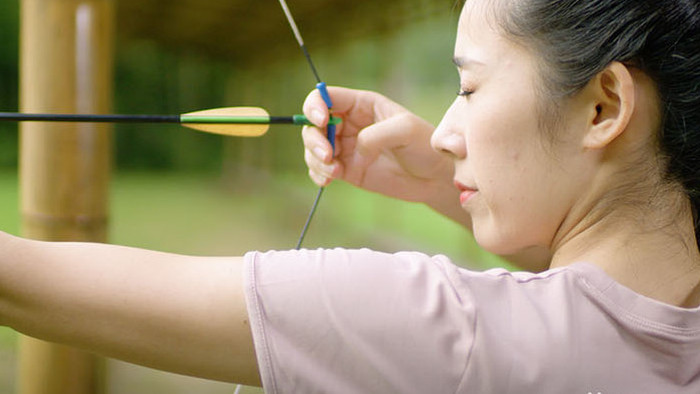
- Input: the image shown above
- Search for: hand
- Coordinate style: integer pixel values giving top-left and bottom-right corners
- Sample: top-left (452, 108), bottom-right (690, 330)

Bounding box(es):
top-left (302, 87), bottom-right (551, 268)
top-left (302, 86), bottom-right (454, 206)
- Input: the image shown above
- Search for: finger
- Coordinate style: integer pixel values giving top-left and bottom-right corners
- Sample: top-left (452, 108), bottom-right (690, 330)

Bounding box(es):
top-left (355, 113), bottom-right (418, 158)
top-left (302, 90), bottom-right (329, 127)
top-left (302, 126), bottom-right (333, 163)
top-left (310, 87), bottom-right (377, 115)
top-left (303, 87), bottom-right (394, 126)
top-left (308, 168), bottom-right (331, 187)
top-left (304, 148), bottom-right (339, 179)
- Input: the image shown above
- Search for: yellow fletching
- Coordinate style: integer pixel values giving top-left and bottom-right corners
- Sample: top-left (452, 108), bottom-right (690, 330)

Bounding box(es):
top-left (181, 107), bottom-right (270, 137)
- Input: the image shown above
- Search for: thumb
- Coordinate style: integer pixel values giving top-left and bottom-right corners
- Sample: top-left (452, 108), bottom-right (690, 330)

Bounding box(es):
top-left (355, 112), bottom-right (418, 157)
top-left (343, 113), bottom-right (416, 185)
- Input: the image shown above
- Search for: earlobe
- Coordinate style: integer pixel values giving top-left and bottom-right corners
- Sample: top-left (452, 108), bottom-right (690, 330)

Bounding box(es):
top-left (582, 62), bottom-right (635, 149)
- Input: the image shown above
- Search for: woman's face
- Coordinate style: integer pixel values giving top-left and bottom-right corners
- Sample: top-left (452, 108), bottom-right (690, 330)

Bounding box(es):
top-left (432, 1), bottom-right (596, 255)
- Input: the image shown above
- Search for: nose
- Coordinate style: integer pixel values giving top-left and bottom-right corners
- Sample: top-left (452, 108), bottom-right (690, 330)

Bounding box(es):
top-left (431, 100), bottom-right (466, 159)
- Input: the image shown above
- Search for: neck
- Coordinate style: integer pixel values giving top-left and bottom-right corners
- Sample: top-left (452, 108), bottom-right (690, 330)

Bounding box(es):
top-left (550, 188), bottom-right (700, 308)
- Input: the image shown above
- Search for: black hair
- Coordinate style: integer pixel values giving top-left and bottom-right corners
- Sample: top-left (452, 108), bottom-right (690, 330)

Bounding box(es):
top-left (496, 0), bottom-right (700, 246)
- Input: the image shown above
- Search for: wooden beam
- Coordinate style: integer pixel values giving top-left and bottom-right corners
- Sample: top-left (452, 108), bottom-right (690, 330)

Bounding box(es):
top-left (18, 0), bottom-right (114, 393)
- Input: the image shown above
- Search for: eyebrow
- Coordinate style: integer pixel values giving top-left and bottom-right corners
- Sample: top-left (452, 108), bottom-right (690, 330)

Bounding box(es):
top-left (452, 56), bottom-right (484, 69)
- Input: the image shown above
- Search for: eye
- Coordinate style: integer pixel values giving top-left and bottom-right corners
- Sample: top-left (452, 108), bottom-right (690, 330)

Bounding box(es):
top-left (457, 89), bottom-right (474, 98)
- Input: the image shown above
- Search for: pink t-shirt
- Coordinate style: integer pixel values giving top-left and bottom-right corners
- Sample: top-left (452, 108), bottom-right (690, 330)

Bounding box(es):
top-left (243, 248), bottom-right (700, 393)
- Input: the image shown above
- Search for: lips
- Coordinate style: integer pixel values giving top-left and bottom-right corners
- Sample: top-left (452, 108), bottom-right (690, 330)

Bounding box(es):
top-left (454, 180), bottom-right (478, 205)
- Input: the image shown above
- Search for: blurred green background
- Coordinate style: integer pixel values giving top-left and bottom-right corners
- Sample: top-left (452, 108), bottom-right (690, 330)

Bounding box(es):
top-left (0, 0), bottom-right (509, 392)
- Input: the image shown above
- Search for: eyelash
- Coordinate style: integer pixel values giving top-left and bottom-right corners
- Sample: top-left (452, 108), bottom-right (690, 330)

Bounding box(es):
top-left (457, 89), bottom-right (474, 98)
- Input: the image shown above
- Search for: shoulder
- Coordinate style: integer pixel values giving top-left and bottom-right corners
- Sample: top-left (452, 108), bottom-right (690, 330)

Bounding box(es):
top-left (245, 247), bottom-right (463, 289)
top-left (461, 262), bottom-right (594, 297)
top-left (244, 248), bottom-right (595, 308)
top-left (244, 248), bottom-right (470, 310)
top-left (458, 262), bottom-right (605, 330)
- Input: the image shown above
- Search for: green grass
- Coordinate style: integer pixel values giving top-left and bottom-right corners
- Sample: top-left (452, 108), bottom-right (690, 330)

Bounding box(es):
top-left (0, 326), bottom-right (15, 347)
top-left (0, 171), bottom-right (19, 236)
top-left (0, 171), bottom-right (20, 383)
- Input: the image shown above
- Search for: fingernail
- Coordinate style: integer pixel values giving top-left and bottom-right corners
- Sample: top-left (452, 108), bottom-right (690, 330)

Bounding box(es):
top-left (313, 147), bottom-right (328, 161)
top-left (310, 109), bottom-right (325, 126)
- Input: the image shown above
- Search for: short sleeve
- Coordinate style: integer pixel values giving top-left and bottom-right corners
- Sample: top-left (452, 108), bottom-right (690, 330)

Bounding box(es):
top-left (243, 248), bottom-right (476, 393)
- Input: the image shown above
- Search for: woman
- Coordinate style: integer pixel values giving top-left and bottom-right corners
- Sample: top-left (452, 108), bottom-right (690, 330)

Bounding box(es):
top-left (2, 0), bottom-right (699, 392)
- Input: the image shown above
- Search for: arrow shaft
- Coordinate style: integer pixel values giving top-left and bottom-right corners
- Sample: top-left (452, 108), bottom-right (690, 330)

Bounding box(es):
top-left (0, 112), bottom-right (340, 126)
top-left (0, 112), bottom-right (179, 123)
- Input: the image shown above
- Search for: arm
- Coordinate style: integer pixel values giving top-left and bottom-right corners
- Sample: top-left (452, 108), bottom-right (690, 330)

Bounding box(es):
top-left (0, 231), bottom-right (261, 386)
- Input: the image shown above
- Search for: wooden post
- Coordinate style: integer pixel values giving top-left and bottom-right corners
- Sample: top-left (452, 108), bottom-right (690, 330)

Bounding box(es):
top-left (18, 0), bottom-right (113, 393)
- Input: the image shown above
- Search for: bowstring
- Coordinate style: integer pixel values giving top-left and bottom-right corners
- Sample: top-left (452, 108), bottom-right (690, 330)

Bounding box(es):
top-left (295, 187), bottom-right (324, 249)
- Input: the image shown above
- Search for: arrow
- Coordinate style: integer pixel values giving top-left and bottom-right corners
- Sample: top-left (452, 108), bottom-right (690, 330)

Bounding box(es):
top-left (0, 106), bottom-right (341, 137)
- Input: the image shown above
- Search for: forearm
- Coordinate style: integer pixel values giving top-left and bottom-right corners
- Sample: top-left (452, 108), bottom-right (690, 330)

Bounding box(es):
top-left (0, 231), bottom-right (260, 386)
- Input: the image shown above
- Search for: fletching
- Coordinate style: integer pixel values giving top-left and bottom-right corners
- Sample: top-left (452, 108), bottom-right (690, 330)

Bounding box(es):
top-left (180, 107), bottom-right (271, 137)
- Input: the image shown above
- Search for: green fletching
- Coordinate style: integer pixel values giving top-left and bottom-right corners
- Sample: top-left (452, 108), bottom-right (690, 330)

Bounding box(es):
top-left (293, 115), bottom-right (342, 126)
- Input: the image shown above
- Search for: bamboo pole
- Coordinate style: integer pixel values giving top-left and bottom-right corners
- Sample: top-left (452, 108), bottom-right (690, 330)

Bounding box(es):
top-left (18, 0), bottom-right (113, 393)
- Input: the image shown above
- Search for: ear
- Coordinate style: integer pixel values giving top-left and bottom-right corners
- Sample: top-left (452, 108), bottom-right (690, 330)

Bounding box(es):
top-left (582, 62), bottom-right (635, 149)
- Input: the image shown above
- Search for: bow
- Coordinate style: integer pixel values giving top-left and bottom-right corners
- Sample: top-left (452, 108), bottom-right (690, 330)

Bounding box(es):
top-left (276, 0), bottom-right (335, 250)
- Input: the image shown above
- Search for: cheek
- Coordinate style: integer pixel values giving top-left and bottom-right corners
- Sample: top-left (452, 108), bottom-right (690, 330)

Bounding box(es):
top-left (465, 88), bottom-right (540, 162)
top-left (466, 117), bottom-right (532, 189)
top-left (465, 118), bottom-right (562, 252)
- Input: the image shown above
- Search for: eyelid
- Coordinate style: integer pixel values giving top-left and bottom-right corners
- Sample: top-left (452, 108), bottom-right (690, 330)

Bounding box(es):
top-left (457, 89), bottom-right (474, 97)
